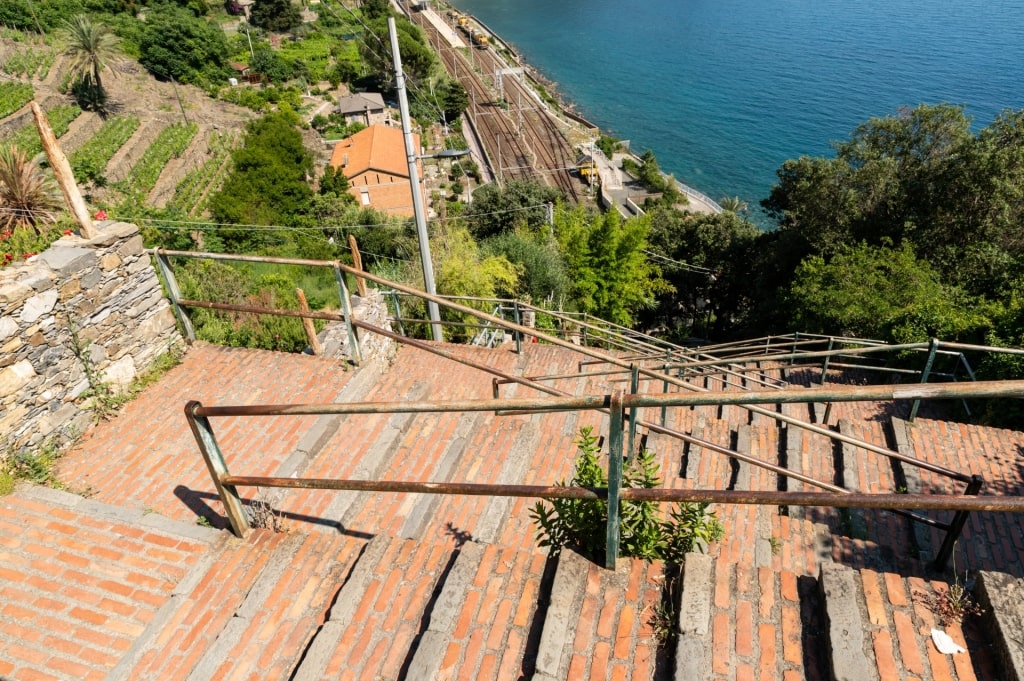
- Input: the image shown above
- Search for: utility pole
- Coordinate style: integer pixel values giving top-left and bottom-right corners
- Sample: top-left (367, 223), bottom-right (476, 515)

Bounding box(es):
top-left (389, 17), bottom-right (443, 342)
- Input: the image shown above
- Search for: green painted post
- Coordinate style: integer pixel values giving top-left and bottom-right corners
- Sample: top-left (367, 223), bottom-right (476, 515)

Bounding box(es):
top-left (660, 351), bottom-right (670, 428)
top-left (184, 401), bottom-right (250, 537)
top-left (513, 301), bottom-right (522, 354)
top-left (628, 364), bottom-right (639, 459)
top-left (389, 291), bottom-right (406, 337)
top-left (155, 251), bottom-right (195, 342)
top-left (334, 263), bottom-right (362, 366)
top-left (605, 390), bottom-right (625, 569)
top-left (908, 338), bottom-right (940, 423)
top-left (820, 337), bottom-right (834, 386)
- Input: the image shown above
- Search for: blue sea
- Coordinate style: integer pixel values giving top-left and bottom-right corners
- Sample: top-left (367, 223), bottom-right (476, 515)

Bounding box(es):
top-left (447, 0), bottom-right (1024, 222)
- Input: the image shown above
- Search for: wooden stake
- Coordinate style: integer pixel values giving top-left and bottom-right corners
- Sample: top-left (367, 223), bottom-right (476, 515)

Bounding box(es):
top-left (348, 234), bottom-right (367, 297)
top-left (31, 101), bottom-right (97, 238)
top-left (296, 288), bottom-right (322, 355)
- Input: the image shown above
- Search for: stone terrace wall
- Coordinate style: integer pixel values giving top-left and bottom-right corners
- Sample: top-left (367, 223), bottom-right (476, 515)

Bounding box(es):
top-left (0, 221), bottom-right (183, 457)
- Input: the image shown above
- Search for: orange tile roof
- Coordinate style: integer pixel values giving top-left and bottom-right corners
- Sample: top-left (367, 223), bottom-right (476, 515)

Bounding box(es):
top-left (328, 125), bottom-right (426, 217)
top-left (329, 125), bottom-right (418, 179)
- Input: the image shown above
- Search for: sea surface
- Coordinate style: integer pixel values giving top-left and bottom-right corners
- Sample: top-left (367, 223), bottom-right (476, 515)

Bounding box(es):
top-left (447, 0), bottom-right (1024, 222)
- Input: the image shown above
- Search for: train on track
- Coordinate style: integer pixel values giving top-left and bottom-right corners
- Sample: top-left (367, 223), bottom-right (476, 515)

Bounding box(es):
top-left (447, 9), bottom-right (490, 48)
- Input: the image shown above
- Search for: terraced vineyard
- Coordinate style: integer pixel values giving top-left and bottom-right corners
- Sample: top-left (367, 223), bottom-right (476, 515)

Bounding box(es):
top-left (69, 115), bottom-right (140, 184)
top-left (125, 122), bottom-right (199, 194)
top-left (0, 82), bottom-right (33, 119)
top-left (168, 130), bottom-right (240, 215)
top-left (1, 45), bottom-right (56, 80)
top-left (4, 104), bottom-right (81, 156)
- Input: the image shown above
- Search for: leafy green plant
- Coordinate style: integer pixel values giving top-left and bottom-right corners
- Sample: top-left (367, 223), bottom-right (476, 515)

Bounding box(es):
top-left (6, 104), bottom-right (81, 157)
top-left (168, 130), bottom-right (238, 215)
top-left (1, 439), bottom-right (66, 494)
top-left (0, 82), bottom-right (33, 119)
top-left (531, 426), bottom-right (724, 564)
top-left (125, 122), bottom-right (198, 194)
top-left (70, 115), bottom-right (140, 184)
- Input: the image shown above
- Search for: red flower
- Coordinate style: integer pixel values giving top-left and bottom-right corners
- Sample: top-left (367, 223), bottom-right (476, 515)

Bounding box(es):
top-left (63, 229), bottom-right (73, 236)
top-left (94, 210), bottom-right (108, 220)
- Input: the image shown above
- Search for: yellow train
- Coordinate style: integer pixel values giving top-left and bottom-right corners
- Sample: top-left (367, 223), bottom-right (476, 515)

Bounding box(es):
top-left (456, 16), bottom-right (489, 49)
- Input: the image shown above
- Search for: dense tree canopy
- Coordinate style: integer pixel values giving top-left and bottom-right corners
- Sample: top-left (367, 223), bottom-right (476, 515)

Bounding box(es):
top-left (138, 3), bottom-right (229, 85)
top-left (208, 111), bottom-right (314, 244)
top-left (463, 180), bottom-right (562, 240)
top-left (249, 0), bottom-right (301, 33)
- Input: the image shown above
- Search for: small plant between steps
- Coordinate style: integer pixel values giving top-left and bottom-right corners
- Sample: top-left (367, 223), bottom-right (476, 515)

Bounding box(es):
top-left (530, 426), bottom-right (724, 564)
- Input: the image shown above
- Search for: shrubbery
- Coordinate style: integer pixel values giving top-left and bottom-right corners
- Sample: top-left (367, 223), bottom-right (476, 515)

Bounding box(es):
top-left (531, 427), bottom-right (724, 564)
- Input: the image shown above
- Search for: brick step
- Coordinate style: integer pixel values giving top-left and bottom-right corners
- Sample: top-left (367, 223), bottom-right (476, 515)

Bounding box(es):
top-left (68, 522), bottom-right (365, 681)
top-left (0, 485), bottom-right (223, 680)
top-left (55, 344), bottom-right (356, 527)
top-left (290, 534), bottom-right (461, 679)
top-left (533, 549), bottom-right (666, 681)
top-left (697, 553), bottom-right (827, 680)
top-left (820, 562), bottom-right (1005, 681)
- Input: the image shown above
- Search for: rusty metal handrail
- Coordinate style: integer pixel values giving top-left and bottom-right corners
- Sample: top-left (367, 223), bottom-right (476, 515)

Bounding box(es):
top-left (187, 379), bottom-right (1024, 570)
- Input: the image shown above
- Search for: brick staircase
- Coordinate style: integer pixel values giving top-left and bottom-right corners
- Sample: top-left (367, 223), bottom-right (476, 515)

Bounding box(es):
top-left (1, 341), bottom-right (1022, 680)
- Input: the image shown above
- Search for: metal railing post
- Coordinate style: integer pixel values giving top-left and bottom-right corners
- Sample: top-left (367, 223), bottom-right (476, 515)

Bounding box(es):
top-left (931, 475), bottom-right (983, 572)
top-left (909, 338), bottom-right (939, 422)
top-left (154, 251), bottom-right (195, 342)
top-left (660, 352), bottom-right (670, 428)
top-left (820, 337), bottom-right (834, 386)
top-left (334, 263), bottom-right (362, 366)
top-left (790, 332), bottom-right (798, 366)
top-left (605, 390), bottom-right (625, 569)
top-left (389, 291), bottom-right (406, 337)
top-left (184, 401), bottom-right (250, 537)
top-left (513, 300), bottom-right (522, 354)
top-left (628, 364), bottom-right (639, 459)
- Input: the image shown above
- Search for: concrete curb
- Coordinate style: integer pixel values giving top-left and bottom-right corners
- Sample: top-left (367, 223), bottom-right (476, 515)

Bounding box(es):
top-left (475, 420), bottom-right (540, 543)
top-left (534, 549), bottom-right (589, 679)
top-left (820, 562), bottom-right (878, 681)
top-left (976, 570), bottom-right (1024, 681)
top-left (400, 412), bottom-right (484, 540)
top-left (675, 552), bottom-right (713, 680)
top-left (324, 381), bottom-right (430, 527)
top-left (19, 484), bottom-right (224, 544)
top-left (888, 417), bottom-right (931, 560)
top-left (404, 541), bottom-right (485, 680)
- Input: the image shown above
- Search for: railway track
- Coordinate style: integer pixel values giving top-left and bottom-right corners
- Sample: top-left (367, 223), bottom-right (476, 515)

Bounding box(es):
top-left (410, 6), bottom-right (583, 202)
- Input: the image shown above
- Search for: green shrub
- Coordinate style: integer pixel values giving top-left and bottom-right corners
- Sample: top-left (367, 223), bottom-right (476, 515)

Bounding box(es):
top-left (531, 426), bottom-right (724, 564)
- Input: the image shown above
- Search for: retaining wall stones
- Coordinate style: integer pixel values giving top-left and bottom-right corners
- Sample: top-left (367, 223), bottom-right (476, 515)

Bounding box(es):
top-left (0, 221), bottom-right (183, 458)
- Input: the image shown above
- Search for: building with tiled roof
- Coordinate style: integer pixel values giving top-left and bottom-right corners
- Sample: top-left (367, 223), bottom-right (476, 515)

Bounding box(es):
top-left (335, 92), bottom-right (390, 127)
top-left (329, 125), bottom-right (426, 217)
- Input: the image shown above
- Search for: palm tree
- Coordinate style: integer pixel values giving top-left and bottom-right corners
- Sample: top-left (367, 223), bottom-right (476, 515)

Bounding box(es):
top-left (0, 145), bottom-right (62, 234)
top-left (61, 15), bottom-right (119, 108)
top-left (719, 196), bottom-right (748, 214)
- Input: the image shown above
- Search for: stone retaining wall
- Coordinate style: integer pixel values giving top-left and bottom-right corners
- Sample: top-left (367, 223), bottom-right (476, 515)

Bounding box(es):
top-left (0, 221), bottom-right (183, 457)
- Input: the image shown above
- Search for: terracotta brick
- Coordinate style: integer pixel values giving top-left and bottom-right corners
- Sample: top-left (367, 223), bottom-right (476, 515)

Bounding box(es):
top-left (596, 588), bottom-right (619, 639)
top-left (861, 569), bottom-right (887, 626)
top-left (893, 610), bottom-right (924, 675)
top-left (590, 641), bottom-right (610, 681)
top-left (780, 571), bottom-right (798, 602)
top-left (871, 629), bottom-right (899, 681)
top-left (736, 600), bottom-right (754, 657)
top-left (567, 654), bottom-right (588, 679)
top-left (883, 573), bottom-right (908, 606)
top-left (736, 663), bottom-right (755, 681)
top-left (714, 563), bottom-right (732, 609)
top-left (758, 624), bottom-right (777, 681)
top-left (781, 604), bottom-right (802, 665)
top-left (613, 604), bottom-right (635, 659)
top-left (486, 599), bottom-right (514, 650)
top-left (712, 612), bottom-right (731, 675)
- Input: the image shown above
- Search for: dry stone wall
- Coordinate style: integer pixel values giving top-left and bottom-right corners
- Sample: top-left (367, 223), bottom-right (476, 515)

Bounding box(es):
top-left (0, 221), bottom-right (183, 457)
